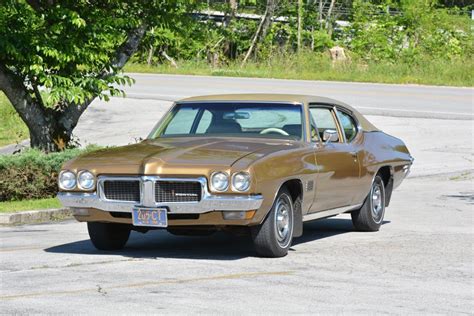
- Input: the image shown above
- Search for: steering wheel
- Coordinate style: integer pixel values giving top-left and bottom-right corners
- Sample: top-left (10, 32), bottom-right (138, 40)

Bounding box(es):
top-left (259, 127), bottom-right (289, 136)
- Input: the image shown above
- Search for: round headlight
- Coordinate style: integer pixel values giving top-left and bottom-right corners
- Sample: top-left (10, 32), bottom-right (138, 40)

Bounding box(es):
top-left (59, 171), bottom-right (76, 190)
top-left (211, 172), bottom-right (229, 192)
top-left (232, 172), bottom-right (251, 192)
top-left (78, 170), bottom-right (95, 190)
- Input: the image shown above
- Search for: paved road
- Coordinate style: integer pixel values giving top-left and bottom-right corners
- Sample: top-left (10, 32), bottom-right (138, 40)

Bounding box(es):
top-left (1, 74), bottom-right (472, 155)
top-left (124, 74), bottom-right (474, 119)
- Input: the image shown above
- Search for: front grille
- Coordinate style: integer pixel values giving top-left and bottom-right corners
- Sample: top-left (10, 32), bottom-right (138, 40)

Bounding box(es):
top-left (155, 181), bottom-right (201, 203)
top-left (103, 180), bottom-right (140, 202)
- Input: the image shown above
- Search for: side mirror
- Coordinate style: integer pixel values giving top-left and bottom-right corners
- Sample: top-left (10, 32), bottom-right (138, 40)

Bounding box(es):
top-left (323, 129), bottom-right (338, 144)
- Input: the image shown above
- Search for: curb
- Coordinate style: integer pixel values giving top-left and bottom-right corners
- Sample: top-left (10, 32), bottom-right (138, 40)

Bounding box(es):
top-left (0, 208), bottom-right (73, 226)
top-left (0, 139), bottom-right (30, 155)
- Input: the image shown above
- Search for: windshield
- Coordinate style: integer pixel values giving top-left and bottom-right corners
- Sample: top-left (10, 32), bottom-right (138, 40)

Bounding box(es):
top-left (150, 102), bottom-right (304, 140)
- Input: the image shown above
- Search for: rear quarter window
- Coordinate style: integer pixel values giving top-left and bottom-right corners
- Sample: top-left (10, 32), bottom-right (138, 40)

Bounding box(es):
top-left (337, 110), bottom-right (358, 142)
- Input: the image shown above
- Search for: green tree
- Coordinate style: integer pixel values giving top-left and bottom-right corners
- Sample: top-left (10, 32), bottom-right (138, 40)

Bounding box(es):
top-left (347, 0), bottom-right (472, 62)
top-left (0, 1), bottom-right (195, 152)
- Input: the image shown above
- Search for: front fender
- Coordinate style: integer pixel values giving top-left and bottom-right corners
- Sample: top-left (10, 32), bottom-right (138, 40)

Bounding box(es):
top-left (250, 149), bottom-right (317, 224)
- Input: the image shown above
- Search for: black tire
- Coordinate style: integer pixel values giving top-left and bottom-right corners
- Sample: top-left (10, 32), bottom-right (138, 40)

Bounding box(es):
top-left (351, 174), bottom-right (386, 232)
top-left (251, 188), bottom-right (294, 257)
top-left (167, 228), bottom-right (216, 236)
top-left (87, 222), bottom-right (131, 250)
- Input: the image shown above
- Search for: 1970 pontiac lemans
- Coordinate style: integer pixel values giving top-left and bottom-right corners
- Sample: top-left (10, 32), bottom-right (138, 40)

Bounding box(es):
top-left (58, 94), bottom-right (413, 257)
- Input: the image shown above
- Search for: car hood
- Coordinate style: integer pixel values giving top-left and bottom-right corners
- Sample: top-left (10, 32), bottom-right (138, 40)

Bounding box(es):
top-left (63, 137), bottom-right (302, 175)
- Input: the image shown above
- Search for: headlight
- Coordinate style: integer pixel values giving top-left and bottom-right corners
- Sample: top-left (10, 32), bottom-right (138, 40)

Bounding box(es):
top-left (211, 172), bottom-right (229, 191)
top-left (77, 170), bottom-right (95, 190)
top-left (59, 171), bottom-right (76, 190)
top-left (232, 172), bottom-right (251, 192)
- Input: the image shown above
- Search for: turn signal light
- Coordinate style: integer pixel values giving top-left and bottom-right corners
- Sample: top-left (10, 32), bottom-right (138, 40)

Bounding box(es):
top-left (222, 210), bottom-right (256, 220)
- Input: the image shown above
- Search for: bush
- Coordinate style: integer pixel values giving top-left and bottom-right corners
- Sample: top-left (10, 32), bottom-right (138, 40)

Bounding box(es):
top-left (0, 146), bottom-right (100, 201)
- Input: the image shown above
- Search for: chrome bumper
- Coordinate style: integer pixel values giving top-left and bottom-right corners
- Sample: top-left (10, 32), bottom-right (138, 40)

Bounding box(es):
top-left (57, 191), bottom-right (263, 214)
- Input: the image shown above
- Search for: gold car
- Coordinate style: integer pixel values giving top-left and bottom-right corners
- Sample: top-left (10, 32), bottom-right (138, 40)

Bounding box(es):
top-left (58, 94), bottom-right (413, 257)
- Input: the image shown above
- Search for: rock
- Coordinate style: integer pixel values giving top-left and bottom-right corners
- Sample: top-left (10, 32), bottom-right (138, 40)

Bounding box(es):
top-left (329, 46), bottom-right (347, 62)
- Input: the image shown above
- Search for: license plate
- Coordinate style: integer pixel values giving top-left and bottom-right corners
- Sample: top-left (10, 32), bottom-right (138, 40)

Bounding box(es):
top-left (132, 207), bottom-right (168, 227)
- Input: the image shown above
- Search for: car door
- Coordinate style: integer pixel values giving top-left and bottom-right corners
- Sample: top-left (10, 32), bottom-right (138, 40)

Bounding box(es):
top-left (308, 105), bottom-right (361, 212)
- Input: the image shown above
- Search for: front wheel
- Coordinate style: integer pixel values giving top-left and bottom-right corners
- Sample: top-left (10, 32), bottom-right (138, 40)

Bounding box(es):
top-left (251, 188), bottom-right (294, 257)
top-left (351, 174), bottom-right (386, 231)
top-left (87, 222), bottom-right (131, 250)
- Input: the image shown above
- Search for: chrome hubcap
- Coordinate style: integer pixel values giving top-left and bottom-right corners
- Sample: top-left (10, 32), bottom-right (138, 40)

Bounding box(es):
top-left (371, 183), bottom-right (384, 223)
top-left (274, 195), bottom-right (293, 247)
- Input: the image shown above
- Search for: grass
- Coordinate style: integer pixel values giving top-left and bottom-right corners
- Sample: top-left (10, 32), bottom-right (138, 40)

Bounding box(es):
top-left (0, 197), bottom-right (61, 213)
top-left (0, 92), bottom-right (28, 147)
top-left (125, 52), bottom-right (474, 87)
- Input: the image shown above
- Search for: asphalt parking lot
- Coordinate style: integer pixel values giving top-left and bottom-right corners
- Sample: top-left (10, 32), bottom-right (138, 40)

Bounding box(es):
top-left (1, 173), bottom-right (472, 314)
top-left (1, 76), bottom-right (472, 313)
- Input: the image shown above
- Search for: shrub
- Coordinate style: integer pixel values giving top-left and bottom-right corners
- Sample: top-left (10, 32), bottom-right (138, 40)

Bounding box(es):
top-left (0, 146), bottom-right (100, 201)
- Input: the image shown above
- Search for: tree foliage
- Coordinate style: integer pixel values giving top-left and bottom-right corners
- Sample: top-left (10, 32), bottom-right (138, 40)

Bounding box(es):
top-left (0, 0), bottom-right (196, 151)
top-left (347, 0), bottom-right (473, 62)
top-left (135, 0), bottom-right (472, 67)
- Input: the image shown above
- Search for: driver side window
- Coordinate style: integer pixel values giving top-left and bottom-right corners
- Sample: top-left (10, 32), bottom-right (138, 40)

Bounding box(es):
top-left (309, 107), bottom-right (340, 142)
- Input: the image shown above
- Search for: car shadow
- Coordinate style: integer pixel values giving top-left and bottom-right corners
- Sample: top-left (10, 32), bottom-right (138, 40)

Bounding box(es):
top-left (44, 218), bottom-right (390, 260)
top-left (293, 217), bottom-right (390, 246)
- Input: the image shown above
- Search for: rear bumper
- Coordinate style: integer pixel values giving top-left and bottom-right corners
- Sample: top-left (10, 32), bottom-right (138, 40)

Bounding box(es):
top-left (57, 191), bottom-right (263, 214)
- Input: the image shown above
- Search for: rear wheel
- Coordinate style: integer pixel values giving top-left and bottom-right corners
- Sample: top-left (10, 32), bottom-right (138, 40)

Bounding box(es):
top-left (351, 175), bottom-right (386, 231)
top-left (251, 188), bottom-right (294, 257)
top-left (87, 222), bottom-right (131, 250)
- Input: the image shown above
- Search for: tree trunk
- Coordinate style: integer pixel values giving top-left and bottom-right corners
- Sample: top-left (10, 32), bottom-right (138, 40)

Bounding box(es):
top-left (161, 50), bottom-right (178, 68)
top-left (0, 25), bottom-right (147, 152)
top-left (147, 45), bottom-right (155, 66)
top-left (224, 0), bottom-right (237, 27)
top-left (29, 112), bottom-right (72, 152)
top-left (241, 7), bottom-right (267, 66)
top-left (242, 0), bottom-right (278, 66)
top-left (223, 0), bottom-right (238, 59)
top-left (257, 0), bottom-right (278, 44)
top-left (0, 65), bottom-right (63, 152)
top-left (325, 0), bottom-right (336, 32)
top-left (0, 65), bottom-right (77, 151)
top-left (319, 0), bottom-right (323, 28)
